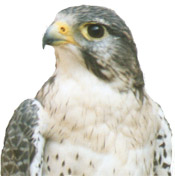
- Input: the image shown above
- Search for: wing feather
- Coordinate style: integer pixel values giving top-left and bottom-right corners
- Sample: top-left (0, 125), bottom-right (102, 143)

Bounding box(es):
top-left (1, 99), bottom-right (45, 176)
top-left (153, 106), bottom-right (172, 176)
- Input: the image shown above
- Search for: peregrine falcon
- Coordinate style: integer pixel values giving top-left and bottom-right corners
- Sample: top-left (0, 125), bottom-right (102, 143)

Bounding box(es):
top-left (1, 5), bottom-right (172, 176)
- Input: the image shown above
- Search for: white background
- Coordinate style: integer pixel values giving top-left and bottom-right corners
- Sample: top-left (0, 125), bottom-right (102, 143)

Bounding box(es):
top-left (0, 0), bottom-right (174, 174)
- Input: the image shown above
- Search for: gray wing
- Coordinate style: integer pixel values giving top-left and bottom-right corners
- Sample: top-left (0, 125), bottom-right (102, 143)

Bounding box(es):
top-left (153, 106), bottom-right (172, 176)
top-left (1, 99), bottom-right (45, 176)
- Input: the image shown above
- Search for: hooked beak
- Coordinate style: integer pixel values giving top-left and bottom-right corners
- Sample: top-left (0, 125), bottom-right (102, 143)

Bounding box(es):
top-left (42, 22), bottom-right (76, 49)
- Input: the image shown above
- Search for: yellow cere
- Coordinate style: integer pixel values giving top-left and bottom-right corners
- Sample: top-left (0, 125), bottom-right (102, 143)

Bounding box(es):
top-left (55, 22), bottom-right (70, 34)
top-left (54, 21), bottom-right (77, 45)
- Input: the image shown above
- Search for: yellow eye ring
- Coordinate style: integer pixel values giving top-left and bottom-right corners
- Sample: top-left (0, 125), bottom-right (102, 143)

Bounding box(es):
top-left (80, 22), bottom-right (108, 41)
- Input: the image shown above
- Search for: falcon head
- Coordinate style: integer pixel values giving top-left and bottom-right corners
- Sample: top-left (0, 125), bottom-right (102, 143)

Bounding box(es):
top-left (43, 5), bottom-right (144, 98)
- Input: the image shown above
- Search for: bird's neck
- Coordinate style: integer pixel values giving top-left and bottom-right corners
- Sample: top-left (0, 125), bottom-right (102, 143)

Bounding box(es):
top-left (36, 45), bottom-right (144, 110)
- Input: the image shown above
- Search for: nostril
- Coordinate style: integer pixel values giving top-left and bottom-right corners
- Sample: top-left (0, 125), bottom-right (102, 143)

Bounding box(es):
top-left (60, 27), bottom-right (66, 33)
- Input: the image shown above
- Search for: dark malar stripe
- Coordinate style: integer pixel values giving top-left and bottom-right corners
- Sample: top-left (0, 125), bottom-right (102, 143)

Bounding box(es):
top-left (81, 49), bottom-right (110, 81)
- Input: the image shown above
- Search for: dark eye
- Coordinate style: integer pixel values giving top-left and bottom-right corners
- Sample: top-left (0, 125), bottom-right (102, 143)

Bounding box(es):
top-left (87, 24), bottom-right (104, 38)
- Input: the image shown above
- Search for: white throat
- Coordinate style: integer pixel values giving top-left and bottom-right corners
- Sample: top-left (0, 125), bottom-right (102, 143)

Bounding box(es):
top-left (54, 45), bottom-right (88, 76)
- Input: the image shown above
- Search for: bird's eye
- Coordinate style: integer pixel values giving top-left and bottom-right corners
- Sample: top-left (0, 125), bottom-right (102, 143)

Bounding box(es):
top-left (87, 24), bottom-right (104, 38)
top-left (80, 22), bottom-right (107, 41)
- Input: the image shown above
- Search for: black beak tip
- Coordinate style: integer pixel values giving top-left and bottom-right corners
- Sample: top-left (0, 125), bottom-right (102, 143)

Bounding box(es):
top-left (42, 33), bottom-right (56, 49)
top-left (42, 34), bottom-right (47, 49)
top-left (42, 42), bottom-right (46, 49)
